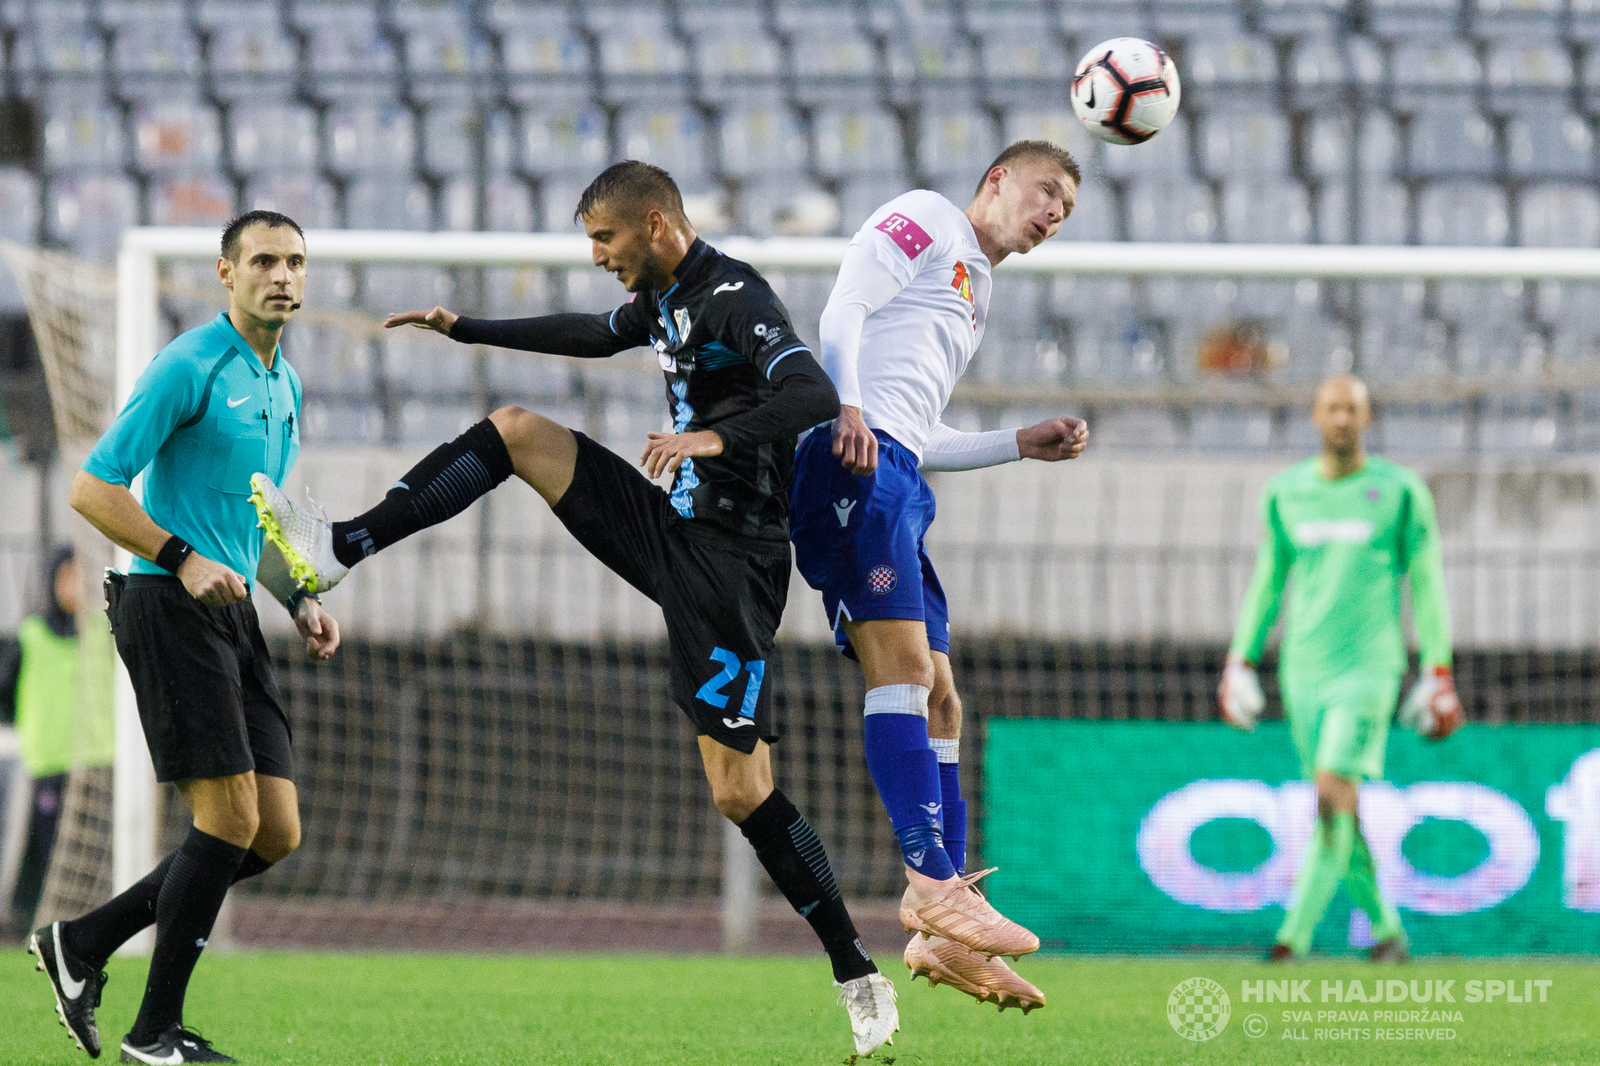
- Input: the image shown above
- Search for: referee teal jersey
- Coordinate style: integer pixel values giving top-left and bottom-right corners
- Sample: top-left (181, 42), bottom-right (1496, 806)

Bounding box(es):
top-left (84, 312), bottom-right (301, 580)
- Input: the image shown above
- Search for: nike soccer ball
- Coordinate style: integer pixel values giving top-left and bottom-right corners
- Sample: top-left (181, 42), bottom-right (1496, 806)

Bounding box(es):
top-left (1071, 37), bottom-right (1181, 146)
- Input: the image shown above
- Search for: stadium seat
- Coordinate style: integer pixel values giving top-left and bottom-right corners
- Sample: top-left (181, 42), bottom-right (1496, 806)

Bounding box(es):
top-left (516, 95), bottom-right (612, 181)
top-left (1365, 0), bottom-right (1466, 35)
top-left (42, 103), bottom-right (126, 172)
top-left (777, 5), bottom-right (878, 104)
top-left (231, 103), bottom-right (320, 174)
top-left (1178, 35), bottom-right (1279, 106)
top-left (104, 0), bottom-right (202, 82)
top-left (325, 103), bottom-right (417, 177)
top-left (32, 1), bottom-right (107, 73)
top-left (46, 175), bottom-right (139, 260)
top-left (346, 177), bottom-right (434, 230)
top-left (1518, 183), bottom-right (1600, 246)
top-left (1125, 175), bottom-right (1217, 241)
top-left (1403, 104), bottom-right (1501, 178)
top-left (1418, 180), bottom-right (1512, 244)
top-left (1197, 107), bottom-right (1293, 179)
top-left (417, 100), bottom-right (480, 178)
top-left (915, 101), bottom-right (1001, 188)
top-left (583, 3), bottom-right (691, 105)
top-left (967, 6), bottom-right (1073, 104)
top-left (679, 7), bottom-right (782, 106)
top-left (1390, 39), bottom-right (1484, 111)
top-left (1255, 0), bottom-right (1352, 35)
top-left (616, 105), bottom-right (713, 184)
top-left (717, 93), bottom-right (807, 179)
top-left (245, 173), bottom-right (339, 228)
top-left (1220, 179), bottom-right (1313, 242)
top-left (201, 11), bottom-right (299, 86)
top-left (1100, 112), bottom-right (1192, 178)
top-left (292, 2), bottom-right (399, 78)
top-left (132, 97), bottom-right (223, 174)
top-left (812, 105), bottom-right (905, 180)
top-left (490, 4), bottom-right (590, 80)
top-left (484, 176), bottom-right (538, 233)
top-left (1506, 107), bottom-right (1593, 179)
top-left (1355, 177), bottom-right (1411, 244)
top-left (148, 174), bottom-right (235, 226)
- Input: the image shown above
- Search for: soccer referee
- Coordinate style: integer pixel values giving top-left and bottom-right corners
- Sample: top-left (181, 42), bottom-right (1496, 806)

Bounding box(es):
top-left (1219, 375), bottom-right (1460, 963)
top-left (28, 211), bottom-right (339, 1064)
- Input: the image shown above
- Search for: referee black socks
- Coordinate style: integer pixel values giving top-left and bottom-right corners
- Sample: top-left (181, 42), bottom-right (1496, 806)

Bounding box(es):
top-left (65, 849), bottom-right (276, 972)
top-left (738, 790), bottom-right (877, 984)
top-left (330, 418), bottom-right (515, 568)
top-left (127, 826), bottom-right (247, 1045)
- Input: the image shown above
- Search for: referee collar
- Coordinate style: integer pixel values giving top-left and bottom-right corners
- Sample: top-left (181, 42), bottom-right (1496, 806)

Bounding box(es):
top-left (215, 312), bottom-right (282, 376)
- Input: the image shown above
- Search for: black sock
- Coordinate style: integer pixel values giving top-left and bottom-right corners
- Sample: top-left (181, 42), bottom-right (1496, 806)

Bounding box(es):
top-left (64, 849), bottom-right (276, 973)
top-left (739, 790), bottom-right (877, 983)
top-left (330, 418), bottom-right (514, 568)
top-left (128, 827), bottom-right (248, 1044)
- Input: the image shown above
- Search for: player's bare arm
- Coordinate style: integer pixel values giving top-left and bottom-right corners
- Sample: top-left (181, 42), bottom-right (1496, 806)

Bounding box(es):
top-left (1017, 416), bottom-right (1090, 462)
top-left (640, 428), bottom-right (724, 478)
top-left (385, 305), bottom-right (459, 334)
top-left (70, 469), bottom-right (248, 606)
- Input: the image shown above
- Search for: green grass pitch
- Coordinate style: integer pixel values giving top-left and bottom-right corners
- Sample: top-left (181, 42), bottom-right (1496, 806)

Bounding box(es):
top-left (9, 951), bottom-right (1598, 1065)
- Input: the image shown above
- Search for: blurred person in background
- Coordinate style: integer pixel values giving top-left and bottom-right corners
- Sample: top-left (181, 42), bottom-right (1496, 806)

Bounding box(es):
top-left (1219, 375), bottom-right (1461, 962)
top-left (1, 547), bottom-right (111, 932)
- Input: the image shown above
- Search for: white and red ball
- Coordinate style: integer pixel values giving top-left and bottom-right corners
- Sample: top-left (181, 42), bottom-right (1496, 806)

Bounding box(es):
top-left (1071, 38), bottom-right (1181, 146)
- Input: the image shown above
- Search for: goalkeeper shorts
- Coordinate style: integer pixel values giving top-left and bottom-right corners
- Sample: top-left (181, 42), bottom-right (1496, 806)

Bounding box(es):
top-left (551, 432), bottom-right (788, 755)
top-left (1281, 670), bottom-right (1402, 782)
top-left (788, 428), bottom-right (951, 660)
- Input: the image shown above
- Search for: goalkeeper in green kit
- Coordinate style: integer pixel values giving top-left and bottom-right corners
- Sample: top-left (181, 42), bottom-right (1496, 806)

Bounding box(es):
top-left (1218, 375), bottom-right (1462, 962)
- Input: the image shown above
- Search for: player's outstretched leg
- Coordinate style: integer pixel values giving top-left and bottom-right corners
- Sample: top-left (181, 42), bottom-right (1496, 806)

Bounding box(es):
top-left (252, 411), bottom-right (553, 591)
top-left (702, 739), bottom-right (898, 1057)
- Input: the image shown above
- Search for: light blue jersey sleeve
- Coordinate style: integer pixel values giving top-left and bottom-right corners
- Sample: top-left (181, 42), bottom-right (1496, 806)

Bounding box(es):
top-left (82, 353), bottom-right (202, 487)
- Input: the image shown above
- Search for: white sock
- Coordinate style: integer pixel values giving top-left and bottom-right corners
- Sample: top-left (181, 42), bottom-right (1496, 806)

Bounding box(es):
top-left (929, 737), bottom-right (959, 763)
top-left (863, 684), bottom-right (930, 717)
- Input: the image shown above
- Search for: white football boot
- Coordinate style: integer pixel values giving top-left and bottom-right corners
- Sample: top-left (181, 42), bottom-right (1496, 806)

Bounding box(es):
top-left (837, 972), bottom-right (899, 1057)
top-left (249, 473), bottom-right (348, 593)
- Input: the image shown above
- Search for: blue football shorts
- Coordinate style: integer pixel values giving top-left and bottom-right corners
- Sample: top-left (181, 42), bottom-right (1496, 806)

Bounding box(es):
top-left (790, 428), bottom-right (951, 659)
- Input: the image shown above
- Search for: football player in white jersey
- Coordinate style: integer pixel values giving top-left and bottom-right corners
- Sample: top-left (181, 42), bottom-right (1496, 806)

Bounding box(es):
top-left (791, 141), bottom-right (1090, 1012)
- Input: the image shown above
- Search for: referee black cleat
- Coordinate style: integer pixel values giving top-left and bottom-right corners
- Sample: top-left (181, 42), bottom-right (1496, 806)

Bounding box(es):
top-left (30, 921), bottom-right (108, 1058)
top-left (120, 1025), bottom-right (238, 1064)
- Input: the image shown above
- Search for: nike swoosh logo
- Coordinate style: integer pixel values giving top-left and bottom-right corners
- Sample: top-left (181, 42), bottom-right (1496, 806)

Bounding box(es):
top-left (227, 395), bottom-right (251, 407)
top-left (125, 1047), bottom-right (183, 1065)
top-left (722, 717), bottom-right (755, 729)
top-left (713, 281), bottom-right (744, 295)
top-left (54, 924), bottom-right (85, 1000)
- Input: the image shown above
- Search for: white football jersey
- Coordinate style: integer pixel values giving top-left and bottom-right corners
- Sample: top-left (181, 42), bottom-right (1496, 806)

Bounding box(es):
top-left (851, 189), bottom-right (991, 460)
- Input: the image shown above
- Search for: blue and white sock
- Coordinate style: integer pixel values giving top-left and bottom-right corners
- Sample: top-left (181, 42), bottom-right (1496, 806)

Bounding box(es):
top-left (930, 737), bottom-right (966, 876)
top-left (862, 684), bottom-right (955, 882)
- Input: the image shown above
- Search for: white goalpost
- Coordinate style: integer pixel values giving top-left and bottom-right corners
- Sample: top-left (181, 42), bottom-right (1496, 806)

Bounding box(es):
top-left (108, 227), bottom-right (1600, 952)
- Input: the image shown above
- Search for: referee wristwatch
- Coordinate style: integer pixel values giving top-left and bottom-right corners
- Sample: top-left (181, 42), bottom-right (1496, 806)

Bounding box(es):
top-left (286, 586), bottom-right (319, 614)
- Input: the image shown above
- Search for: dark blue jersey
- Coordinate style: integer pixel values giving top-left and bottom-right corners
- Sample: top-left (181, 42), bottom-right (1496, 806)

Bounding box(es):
top-left (452, 238), bottom-right (838, 542)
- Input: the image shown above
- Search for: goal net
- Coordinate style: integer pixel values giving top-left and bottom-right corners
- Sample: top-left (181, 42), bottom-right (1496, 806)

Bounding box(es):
top-left (8, 228), bottom-right (1600, 955)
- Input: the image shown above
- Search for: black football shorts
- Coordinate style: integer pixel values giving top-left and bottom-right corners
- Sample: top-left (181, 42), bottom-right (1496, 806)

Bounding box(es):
top-left (552, 432), bottom-right (789, 754)
top-left (107, 573), bottom-right (294, 784)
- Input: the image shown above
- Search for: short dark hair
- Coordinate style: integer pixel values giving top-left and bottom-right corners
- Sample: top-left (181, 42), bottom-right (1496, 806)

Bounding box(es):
top-left (574, 161), bottom-right (686, 225)
top-left (975, 140), bottom-right (1082, 196)
top-left (221, 210), bottom-right (305, 262)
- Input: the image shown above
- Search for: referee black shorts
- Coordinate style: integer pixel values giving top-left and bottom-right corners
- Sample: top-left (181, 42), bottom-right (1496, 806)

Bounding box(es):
top-left (552, 431), bottom-right (790, 755)
top-left (107, 574), bottom-right (294, 784)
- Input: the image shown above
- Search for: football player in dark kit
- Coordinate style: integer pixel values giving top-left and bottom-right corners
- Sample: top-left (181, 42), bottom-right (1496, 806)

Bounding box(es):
top-left (250, 161), bottom-right (900, 1057)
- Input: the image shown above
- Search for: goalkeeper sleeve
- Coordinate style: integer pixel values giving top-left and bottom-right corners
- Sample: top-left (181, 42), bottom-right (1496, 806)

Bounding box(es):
top-left (1228, 486), bottom-right (1293, 664)
top-left (1402, 474), bottom-right (1453, 669)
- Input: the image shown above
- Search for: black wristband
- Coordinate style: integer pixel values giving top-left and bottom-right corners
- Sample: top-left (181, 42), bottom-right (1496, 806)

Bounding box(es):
top-left (155, 535), bottom-right (193, 575)
top-left (286, 586), bottom-right (318, 614)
